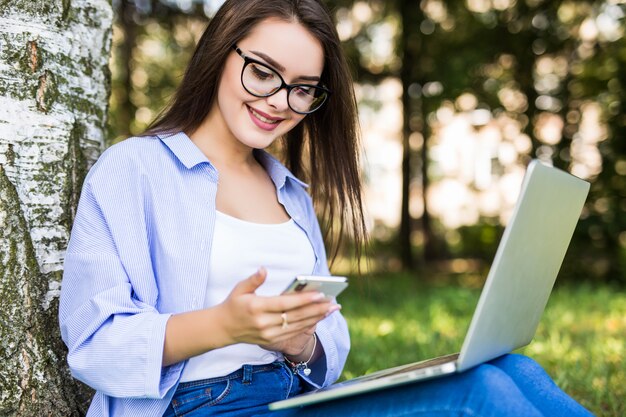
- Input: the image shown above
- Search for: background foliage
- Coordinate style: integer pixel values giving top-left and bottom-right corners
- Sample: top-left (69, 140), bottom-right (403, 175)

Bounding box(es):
top-left (108, 0), bottom-right (626, 285)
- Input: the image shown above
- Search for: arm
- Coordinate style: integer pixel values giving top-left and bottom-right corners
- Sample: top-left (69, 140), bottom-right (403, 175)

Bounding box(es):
top-left (309, 308), bottom-right (350, 387)
top-left (60, 181), bottom-right (336, 396)
top-left (162, 267), bottom-right (335, 366)
top-left (278, 182), bottom-right (351, 388)
top-left (59, 179), bottom-right (179, 399)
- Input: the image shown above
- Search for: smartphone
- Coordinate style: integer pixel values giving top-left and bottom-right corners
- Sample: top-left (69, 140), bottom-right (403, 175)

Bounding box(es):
top-left (282, 275), bottom-right (348, 299)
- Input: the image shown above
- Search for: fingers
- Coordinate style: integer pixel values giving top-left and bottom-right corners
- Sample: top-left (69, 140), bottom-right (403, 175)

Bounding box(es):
top-left (248, 314), bottom-right (315, 345)
top-left (254, 303), bottom-right (339, 343)
top-left (230, 267), bottom-right (267, 296)
top-left (273, 304), bottom-right (340, 338)
top-left (221, 270), bottom-right (343, 346)
top-left (281, 303), bottom-right (341, 327)
top-left (265, 321), bottom-right (317, 343)
top-left (229, 268), bottom-right (329, 313)
top-left (302, 325), bottom-right (317, 336)
top-left (263, 291), bottom-right (329, 314)
top-left (251, 283), bottom-right (340, 333)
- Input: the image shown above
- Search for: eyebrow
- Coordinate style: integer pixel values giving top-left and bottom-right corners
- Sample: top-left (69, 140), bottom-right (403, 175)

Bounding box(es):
top-left (250, 50), bottom-right (321, 83)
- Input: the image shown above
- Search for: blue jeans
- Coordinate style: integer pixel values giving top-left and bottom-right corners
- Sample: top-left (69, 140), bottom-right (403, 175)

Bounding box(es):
top-left (163, 354), bottom-right (594, 417)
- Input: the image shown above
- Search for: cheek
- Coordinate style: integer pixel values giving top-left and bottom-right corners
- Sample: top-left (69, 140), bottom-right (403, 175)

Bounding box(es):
top-left (216, 76), bottom-right (247, 120)
top-left (288, 114), bottom-right (307, 129)
top-left (217, 60), bottom-right (247, 104)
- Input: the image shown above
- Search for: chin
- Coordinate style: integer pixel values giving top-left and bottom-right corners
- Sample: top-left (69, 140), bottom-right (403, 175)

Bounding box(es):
top-left (236, 123), bottom-right (293, 150)
top-left (237, 131), bottom-right (282, 150)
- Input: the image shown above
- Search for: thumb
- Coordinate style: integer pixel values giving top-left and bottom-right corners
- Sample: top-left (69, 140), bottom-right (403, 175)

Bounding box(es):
top-left (231, 267), bottom-right (267, 296)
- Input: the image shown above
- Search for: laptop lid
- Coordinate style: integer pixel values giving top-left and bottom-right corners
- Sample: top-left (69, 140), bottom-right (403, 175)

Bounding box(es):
top-left (457, 160), bottom-right (590, 371)
top-left (269, 160), bottom-right (589, 411)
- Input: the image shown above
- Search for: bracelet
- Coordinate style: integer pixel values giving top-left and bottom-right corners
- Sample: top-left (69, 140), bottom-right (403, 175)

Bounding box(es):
top-left (284, 333), bottom-right (317, 376)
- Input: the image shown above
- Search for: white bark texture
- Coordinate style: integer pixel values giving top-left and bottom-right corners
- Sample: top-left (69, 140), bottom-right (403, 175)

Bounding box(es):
top-left (0, 1), bottom-right (112, 415)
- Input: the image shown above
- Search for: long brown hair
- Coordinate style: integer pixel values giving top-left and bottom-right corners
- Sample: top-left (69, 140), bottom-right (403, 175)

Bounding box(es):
top-left (146, 0), bottom-right (367, 266)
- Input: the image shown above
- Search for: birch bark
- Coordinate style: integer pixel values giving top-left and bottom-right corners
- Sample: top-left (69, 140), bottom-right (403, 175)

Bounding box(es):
top-left (0, 1), bottom-right (112, 415)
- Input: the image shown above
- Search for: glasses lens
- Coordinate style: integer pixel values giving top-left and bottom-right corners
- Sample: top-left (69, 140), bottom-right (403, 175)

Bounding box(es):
top-left (242, 61), bottom-right (281, 96)
top-left (241, 60), bottom-right (328, 114)
top-left (288, 86), bottom-right (328, 114)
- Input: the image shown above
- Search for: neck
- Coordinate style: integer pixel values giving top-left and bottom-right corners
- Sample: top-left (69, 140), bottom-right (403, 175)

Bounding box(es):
top-left (189, 108), bottom-right (256, 171)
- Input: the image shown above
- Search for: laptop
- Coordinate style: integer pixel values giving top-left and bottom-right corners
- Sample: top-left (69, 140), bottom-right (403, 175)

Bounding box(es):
top-left (269, 159), bottom-right (590, 411)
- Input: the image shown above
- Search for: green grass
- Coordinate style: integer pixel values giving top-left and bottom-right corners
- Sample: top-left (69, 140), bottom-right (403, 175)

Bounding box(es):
top-left (338, 272), bottom-right (625, 417)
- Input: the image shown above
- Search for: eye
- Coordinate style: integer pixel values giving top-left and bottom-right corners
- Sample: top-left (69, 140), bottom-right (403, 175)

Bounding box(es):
top-left (249, 63), bottom-right (275, 81)
top-left (293, 86), bottom-right (313, 96)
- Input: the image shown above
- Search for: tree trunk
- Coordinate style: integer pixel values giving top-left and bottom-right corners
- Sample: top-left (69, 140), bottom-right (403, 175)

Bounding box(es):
top-left (0, 1), bottom-right (112, 415)
top-left (117, 0), bottom-right (137, 139)
top-left (398, 0), bottom-right (415, 269)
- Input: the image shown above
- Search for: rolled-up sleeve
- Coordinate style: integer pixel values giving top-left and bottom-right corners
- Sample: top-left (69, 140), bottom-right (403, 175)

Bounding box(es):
top-left (307, 309), bottom-right (350, 388)
top-left (289, 182), bottom-right (351, 389)
top-left (59, 149), bottom-right (182, 399)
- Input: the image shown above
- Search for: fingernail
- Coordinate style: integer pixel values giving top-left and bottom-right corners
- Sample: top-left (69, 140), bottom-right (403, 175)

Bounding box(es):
top-left (311, 292), bottom-right (326, 301)
top-left (326, 304), bottom-right (342, 316)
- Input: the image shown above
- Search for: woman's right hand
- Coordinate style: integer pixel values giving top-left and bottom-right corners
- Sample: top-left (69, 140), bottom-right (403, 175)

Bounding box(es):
top-left (217, 267), bottom-right (337, 347)
top-left (162, 267), bottom-right (338, 367)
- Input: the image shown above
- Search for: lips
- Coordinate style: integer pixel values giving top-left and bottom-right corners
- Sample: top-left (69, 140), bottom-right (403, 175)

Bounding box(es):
top-left (249, 107), bottom-right (280, 123)
top-left (247, 105), bottom-right (284, 131)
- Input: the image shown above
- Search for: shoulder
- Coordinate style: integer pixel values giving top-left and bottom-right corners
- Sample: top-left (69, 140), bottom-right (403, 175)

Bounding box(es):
top-left (86, 136), bottom-right (165, 182)
top-left (81, 136), bottom-right (173, 205)
top-left (93, 136), bottom-right (162, 168)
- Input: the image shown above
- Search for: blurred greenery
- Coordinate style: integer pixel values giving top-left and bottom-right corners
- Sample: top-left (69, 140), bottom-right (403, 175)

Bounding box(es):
top-left (340, 271), bottom-right (626, 417)
top-left (107, 0), bottom-right (626, 285)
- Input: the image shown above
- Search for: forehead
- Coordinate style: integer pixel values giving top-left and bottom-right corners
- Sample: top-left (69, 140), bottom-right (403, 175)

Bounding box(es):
top-left (238, 18), bottom-right (325, 78)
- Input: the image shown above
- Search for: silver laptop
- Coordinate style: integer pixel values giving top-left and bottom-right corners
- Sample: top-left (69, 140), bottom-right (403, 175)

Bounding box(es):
top-left (269, 159), bottom-right (590, 411)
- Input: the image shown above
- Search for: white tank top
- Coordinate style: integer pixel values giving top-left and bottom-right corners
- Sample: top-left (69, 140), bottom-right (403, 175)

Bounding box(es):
top-left (180, 210), bottom-right (316, 382)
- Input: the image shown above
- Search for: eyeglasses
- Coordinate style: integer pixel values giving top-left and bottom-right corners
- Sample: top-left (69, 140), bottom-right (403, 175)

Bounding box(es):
top-left (232, 45), bottom-right (330, 114)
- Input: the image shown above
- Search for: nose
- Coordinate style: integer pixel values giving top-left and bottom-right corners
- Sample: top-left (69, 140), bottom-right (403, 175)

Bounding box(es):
top-left (265, 88), bottom-right (290, 112)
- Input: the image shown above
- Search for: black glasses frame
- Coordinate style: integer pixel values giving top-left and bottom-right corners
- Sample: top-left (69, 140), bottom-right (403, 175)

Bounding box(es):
top-left (232, 45), bottom-right (331, 115)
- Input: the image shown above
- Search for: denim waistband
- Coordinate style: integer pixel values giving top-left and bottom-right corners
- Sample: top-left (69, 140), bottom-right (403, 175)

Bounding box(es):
top-left (177, 361), bottom-right (290, 389)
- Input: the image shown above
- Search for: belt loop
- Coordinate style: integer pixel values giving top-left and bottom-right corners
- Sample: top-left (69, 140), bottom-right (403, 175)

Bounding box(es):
top-left (242, 364), bottom-right (253, 384)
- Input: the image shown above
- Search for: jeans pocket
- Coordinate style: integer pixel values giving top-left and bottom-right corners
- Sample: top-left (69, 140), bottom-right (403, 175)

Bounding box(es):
top-left (171, 379), bottom-right (231, 416)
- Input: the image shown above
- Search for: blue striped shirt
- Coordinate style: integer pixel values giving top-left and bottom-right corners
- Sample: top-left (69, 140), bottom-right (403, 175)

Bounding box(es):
top-left (59, 132), bottom-right (350, 417)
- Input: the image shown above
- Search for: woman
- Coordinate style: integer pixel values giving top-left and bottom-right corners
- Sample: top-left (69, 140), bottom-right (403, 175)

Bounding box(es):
top-left (59, 1), bottom-right (593, 416)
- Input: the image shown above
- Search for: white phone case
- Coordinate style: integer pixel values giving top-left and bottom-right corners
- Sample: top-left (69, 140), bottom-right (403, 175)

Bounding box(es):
top-left (282, 275), bottom-right (348, 298)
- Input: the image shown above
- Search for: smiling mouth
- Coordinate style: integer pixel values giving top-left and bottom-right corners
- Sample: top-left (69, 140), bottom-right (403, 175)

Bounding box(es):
top-left (248, 106), bottom-right (282, 124)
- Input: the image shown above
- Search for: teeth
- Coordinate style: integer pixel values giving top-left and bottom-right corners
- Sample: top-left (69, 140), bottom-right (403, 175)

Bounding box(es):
top-left (251, 108), bottom-right (279, 124)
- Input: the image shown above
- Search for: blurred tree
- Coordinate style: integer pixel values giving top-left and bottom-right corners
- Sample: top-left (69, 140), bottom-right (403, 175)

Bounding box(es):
top-left (559, 2), bottom-right (626, 283)
top-left (115, 0), bottom-right (138, 139)
top-left (376, 0), bottom-right (625, 284)
top-left (328, 0), bottom-right (444, 267)
top-left (438, 0), bottom-right (626, 284)
top-left (108, 0), bottom-right (208, 144)
top-left (398, 0), bottom-right (428, 268)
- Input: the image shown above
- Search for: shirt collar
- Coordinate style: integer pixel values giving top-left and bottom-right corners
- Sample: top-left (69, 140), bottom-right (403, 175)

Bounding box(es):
top-left (254, 149), bottom-right (309, 189)
top-left (157, 132), bottom-right (210, 169)
top-left (157, 132), bottom-right (308, 189)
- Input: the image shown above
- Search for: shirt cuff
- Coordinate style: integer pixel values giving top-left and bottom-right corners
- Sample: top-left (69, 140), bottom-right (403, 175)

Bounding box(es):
top-left (145, 313), bottom-right (183, 398)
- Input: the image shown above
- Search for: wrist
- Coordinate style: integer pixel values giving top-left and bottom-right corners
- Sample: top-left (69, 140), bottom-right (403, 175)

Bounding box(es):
top-left (211, 303), bottom-right (237, 346)
top-left (284, 334), bottom-right (318, 376)
top-left (163, 306), bottom-right (234, 366)
top-left (284, 334), bottom-right (316, 361)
